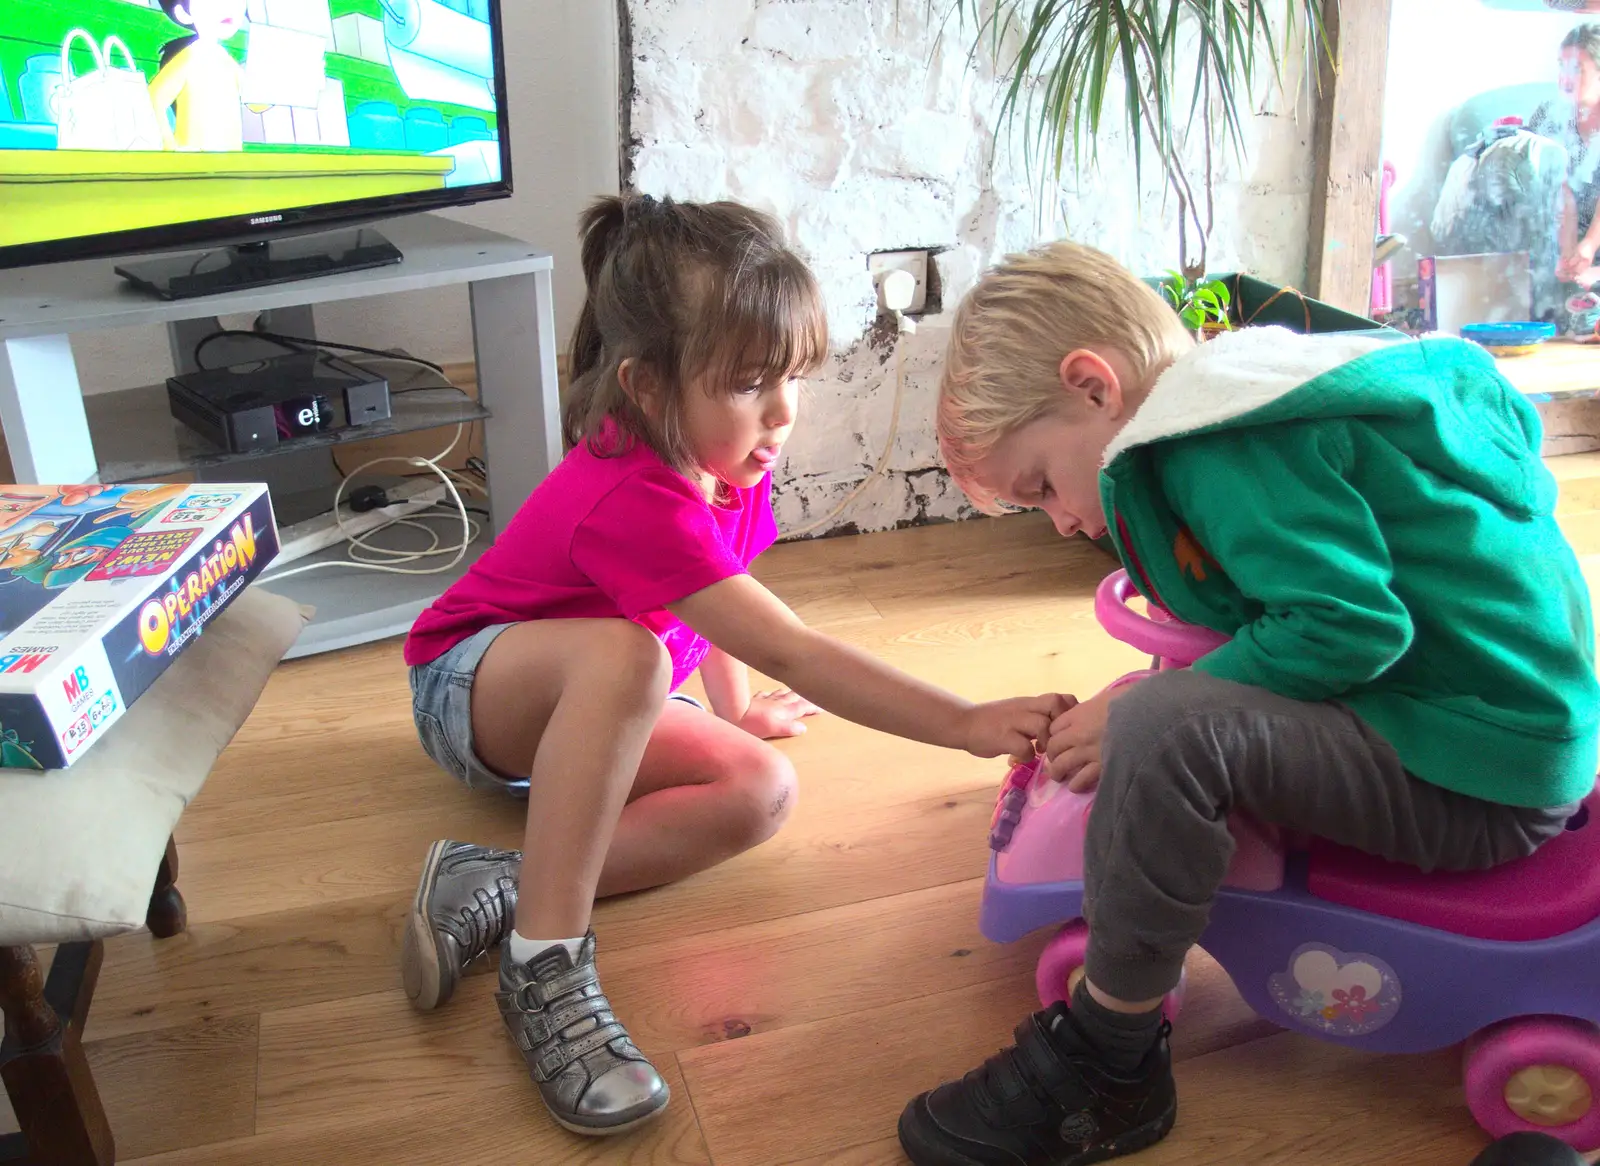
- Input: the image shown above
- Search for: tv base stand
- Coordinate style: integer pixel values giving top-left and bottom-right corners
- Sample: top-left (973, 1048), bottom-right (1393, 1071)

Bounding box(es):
top-left (114, 226), bottom-right (405, 301)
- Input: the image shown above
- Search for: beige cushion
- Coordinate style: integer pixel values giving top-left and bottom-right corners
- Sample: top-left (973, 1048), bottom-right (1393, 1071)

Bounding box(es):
top-left (0, 586), bottom-right (307, 945)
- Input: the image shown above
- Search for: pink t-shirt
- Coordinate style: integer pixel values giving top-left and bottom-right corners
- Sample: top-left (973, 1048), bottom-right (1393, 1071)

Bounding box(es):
top-left (404, 431), bottom-right (778, 691)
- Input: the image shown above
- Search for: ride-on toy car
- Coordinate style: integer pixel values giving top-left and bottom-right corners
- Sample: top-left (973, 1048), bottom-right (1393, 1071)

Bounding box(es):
top-left (981, 570), bottom-right (1600, 1151)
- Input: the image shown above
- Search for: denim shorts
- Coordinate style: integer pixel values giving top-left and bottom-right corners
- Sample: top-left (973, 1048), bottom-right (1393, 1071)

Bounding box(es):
top-left (408, 622), bottom-right (704, 798)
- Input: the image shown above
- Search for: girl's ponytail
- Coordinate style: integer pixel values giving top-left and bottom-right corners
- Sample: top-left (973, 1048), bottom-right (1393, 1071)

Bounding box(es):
top-left (568, 196), bottom-right (628, 388)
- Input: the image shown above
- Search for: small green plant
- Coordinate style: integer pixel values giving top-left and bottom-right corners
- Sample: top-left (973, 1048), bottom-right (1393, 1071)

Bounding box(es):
top-left (1160, 270), bottom-right (1232, 334)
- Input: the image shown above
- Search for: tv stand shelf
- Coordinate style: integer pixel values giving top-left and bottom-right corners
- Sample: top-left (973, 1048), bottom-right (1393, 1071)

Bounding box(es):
top-left (0, 214), bottom-right (561, 658)
top-left (85, 382), bottom-right (490, 483)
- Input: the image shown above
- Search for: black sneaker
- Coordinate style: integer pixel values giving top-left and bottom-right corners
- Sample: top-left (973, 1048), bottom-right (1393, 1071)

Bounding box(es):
top-left (898, 1004), bottom-right (1175, 1166)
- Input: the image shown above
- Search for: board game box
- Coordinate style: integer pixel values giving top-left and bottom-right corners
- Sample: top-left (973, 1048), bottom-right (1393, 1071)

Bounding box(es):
top-left (0, 483), bottom-right (279, 769)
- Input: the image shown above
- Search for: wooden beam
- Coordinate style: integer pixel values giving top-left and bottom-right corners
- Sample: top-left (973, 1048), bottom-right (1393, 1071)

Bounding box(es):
top-left (1306, 0), bottom-right (1392, 316)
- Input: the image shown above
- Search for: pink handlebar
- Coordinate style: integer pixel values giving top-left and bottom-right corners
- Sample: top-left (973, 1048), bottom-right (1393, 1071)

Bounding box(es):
top-left (1093, 570), bottom-right (1229, 666)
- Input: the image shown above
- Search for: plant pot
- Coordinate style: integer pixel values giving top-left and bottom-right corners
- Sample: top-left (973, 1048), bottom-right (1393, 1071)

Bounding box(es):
top-left (1199, 321), bottom-right (1231, 341)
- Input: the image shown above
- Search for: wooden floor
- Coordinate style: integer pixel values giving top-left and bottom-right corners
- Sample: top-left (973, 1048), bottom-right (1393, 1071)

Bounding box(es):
top-left (1, 512), bottom-right (1585, 1165)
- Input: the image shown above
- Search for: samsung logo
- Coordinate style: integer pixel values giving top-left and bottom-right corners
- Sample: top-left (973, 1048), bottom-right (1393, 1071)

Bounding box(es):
top-left (249, 214), bottom-right (284, 226)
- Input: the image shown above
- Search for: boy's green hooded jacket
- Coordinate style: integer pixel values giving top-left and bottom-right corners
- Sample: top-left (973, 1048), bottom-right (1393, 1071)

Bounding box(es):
top-left (1101, 326), bottom-right (1599, 809)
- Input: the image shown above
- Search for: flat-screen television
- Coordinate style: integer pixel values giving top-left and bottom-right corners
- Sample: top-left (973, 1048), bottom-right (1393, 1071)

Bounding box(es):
top-left (0, 0), bottom-right (513, 288)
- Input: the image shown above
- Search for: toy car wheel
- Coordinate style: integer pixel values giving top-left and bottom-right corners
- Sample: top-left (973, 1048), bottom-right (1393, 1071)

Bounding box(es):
top-left (1463, 1016), bottom-right (1600, 1151)
top-left (1034, 920), bottom-right (1185, 1021)
top-left (1035, 921), bottom-right (1089, 1009)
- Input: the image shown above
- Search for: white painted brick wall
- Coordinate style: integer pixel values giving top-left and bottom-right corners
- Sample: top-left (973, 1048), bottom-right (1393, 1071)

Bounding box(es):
top-left (626, 0), bottom-right (1317, 537)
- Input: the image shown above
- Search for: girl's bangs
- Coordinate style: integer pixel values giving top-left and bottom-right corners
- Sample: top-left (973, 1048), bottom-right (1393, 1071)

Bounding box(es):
top-left (690, 254), bottom-right (829, 389)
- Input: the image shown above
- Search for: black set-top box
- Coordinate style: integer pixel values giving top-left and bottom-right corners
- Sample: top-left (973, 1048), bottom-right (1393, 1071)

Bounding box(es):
top-left (166, 350), bottom-right (391, 453)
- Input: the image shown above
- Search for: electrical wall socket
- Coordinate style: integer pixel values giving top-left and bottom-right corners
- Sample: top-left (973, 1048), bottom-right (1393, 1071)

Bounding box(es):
top-left (868, 249), bottom-right (929, 314)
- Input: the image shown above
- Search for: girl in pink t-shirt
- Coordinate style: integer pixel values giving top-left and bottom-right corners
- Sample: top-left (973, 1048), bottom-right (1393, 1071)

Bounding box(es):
top-left (399, 194), bottom-right (1066, 1136)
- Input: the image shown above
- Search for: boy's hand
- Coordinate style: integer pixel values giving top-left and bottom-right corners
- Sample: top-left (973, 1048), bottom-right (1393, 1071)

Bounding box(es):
top-left (1008, 695), bottom-right (1079, 766)
top-left (739, 689), bottom-right (820, 739)
top-left (962, 694), bottom-right (1073, 760)
top-left (1044, 684), bottom-right (1133, 791)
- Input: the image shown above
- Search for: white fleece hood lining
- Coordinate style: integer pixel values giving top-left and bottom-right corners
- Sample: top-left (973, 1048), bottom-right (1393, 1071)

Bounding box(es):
top-left (1102, 326), bottom-right (1394, 466)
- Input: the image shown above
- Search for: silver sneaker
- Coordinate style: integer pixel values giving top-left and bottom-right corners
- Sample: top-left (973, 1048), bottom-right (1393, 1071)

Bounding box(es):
top-left (496, 933), bottom-right (669, 1136)
top-left (401, 839), bottom-right (520, 1011)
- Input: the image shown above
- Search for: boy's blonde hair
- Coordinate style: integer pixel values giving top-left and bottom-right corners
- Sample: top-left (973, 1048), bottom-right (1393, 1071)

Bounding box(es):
top-left (937, 240), bottom-right (1191, 513)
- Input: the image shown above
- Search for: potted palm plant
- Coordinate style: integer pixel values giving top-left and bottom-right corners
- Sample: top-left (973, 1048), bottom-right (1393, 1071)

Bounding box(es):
top-left (941, 0), bottom-right (1336, 281)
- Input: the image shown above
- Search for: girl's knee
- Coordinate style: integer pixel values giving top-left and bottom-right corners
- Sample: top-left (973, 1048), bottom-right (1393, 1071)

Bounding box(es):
top-left (722, 745), bottom-right (798, 847)
top-left (758, 749), bottom-right (799, 831)
top-left (588, 620), bottom-right (673, 702)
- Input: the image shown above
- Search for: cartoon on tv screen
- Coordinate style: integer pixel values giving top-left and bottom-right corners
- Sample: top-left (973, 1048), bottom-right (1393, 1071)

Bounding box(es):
top-left (0, 0), bottom-right (505, 250)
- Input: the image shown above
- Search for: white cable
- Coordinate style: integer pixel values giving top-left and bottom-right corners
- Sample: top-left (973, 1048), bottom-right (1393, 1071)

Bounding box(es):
top-left (343, 355), bottom-right (490, 501)
top-left (257, 425), bottom-right (479, 584)
top-left (348, 516), bottom-right (445, 562)
top-left (787, 310), bottom-right (909, 538)
top-left (351, 358), bottom-right (490, 500)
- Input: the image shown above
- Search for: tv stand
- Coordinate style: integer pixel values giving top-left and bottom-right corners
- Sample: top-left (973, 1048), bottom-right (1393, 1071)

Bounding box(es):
top-left (0, 214), bottom-right (562, 657)
top-left (114, 227), bottom-right (405, 301)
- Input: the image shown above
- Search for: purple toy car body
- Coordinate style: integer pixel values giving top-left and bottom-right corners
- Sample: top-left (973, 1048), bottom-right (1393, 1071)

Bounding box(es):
top-left (981, 570), bottom-right (1600, 1150)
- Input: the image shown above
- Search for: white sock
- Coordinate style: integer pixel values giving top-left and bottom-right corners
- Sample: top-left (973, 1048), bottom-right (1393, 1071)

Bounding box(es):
top-left (508, 931), bottom-right (585, 964)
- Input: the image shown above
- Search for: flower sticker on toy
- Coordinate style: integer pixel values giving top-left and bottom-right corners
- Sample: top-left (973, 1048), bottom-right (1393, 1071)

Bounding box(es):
top-left (1291, 988), bottom-right (1326, 1018)
top-left (1268, 943), bottom-right (1401, 1036)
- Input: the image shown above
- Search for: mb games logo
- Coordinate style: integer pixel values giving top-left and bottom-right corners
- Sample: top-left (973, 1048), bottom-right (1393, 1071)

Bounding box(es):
top-left (0, 645), bottom-right (55, 675)
top-left (62, 664), bottom-right (94, 712)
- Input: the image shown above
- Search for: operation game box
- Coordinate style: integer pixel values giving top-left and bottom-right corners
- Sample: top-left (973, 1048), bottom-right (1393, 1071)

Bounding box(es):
top-left (0, 483), bottom-right (278, 769)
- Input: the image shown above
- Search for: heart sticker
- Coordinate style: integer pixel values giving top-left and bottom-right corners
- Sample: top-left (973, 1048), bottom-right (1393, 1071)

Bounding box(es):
top-left (1267, 942), bottom-right (1402, 1037)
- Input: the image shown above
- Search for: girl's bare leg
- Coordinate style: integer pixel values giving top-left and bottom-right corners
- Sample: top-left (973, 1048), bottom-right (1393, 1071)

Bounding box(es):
top-left (597, 698), bottom-right (796, 897)
top-left (469, 618), bottom-right (670, 939)
top-left (470, 621), bottom-right (799, 934)
top-left (466, 618), bottom-right (678, 1134)
top-left (401, 620), bottom-right (798, 1017)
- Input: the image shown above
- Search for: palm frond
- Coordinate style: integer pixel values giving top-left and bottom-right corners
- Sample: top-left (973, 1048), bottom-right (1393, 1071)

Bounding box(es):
top-left (941, 0), bottom-right (1338, 270)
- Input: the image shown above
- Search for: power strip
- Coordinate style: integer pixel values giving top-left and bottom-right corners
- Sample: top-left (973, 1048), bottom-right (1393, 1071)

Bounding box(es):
top-left (275, 479), bottom-right (449, 567)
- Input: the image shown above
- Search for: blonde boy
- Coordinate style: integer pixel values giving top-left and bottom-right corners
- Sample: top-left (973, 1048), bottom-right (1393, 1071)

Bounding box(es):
top-left (897, 242), bottom-right (1600, 1166)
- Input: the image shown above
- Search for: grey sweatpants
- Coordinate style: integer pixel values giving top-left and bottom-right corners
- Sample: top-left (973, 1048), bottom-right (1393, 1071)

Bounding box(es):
top-left (1083, 669), bottom-right (1578, 1002)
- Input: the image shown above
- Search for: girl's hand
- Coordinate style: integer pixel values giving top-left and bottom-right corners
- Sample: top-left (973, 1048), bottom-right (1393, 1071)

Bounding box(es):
top-left (961, 694), bottom-right (1073, 760)
top-left (738, 689), bottom-right (820, 739)
top-left (1044, 683), bottom-right (1137, 791)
